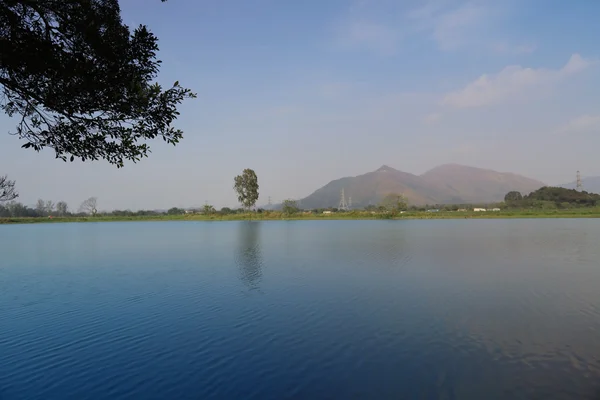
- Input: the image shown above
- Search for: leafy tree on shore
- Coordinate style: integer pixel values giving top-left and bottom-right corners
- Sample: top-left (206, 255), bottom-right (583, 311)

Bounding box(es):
top-left (233, 169), bottom-right (259, 211)
top-left (0, 175), bottom-right (18, 202)
top-left (282, 199), bottom-right (299, 216)
top-left (1, 0), bottom-right (195, 167)
top-left (504, 191), bottom-right (523, 202)
top-left (379, 193), bottom-right (408, 214)
top-left (167, 207), bottom-right (184, 215)
top-left (504, 191), bottom-right (523, 207)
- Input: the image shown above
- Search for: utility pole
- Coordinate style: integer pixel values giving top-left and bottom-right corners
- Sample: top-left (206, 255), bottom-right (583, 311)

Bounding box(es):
top-left (576, 171), bottom-right (583, 191)
top-left (339, 188), bottom-right (348, 210)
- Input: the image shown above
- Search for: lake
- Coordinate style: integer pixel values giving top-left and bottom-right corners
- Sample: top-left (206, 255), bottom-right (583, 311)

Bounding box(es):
top-left (1, 220), bottom-right (600, 399)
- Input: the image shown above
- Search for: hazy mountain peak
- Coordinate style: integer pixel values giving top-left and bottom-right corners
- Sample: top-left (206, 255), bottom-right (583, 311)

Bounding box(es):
top-left (375, 165), bottom-right (394, 172)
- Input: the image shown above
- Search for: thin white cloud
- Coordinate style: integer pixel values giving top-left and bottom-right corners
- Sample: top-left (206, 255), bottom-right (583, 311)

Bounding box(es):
top-left (431, 3), bottom-right (488, 51)
top-left (407, 0), bottom-right (519, 52)
top-left (442, 54), bottom-right (596, 108)
top-left (337, 0), bottom-right (532, 54)
top-left (334, 20), bottom-right (400, 55)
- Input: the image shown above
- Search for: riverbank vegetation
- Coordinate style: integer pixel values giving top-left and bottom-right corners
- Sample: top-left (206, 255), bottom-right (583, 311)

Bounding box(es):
top-left (2, 207), bottom-right (599, 225)
top-left (2, 186), bottom-right (599, 225)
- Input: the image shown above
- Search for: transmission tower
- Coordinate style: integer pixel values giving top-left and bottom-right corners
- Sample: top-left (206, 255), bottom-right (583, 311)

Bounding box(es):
top-left (576, 171), bottom-right (583, 191)
top-left (339, 188), bottom-right (348, 210)
top-left (267, 196), bottom-right (272, 207)
top-left (348, 196), bottom-right (352, 209)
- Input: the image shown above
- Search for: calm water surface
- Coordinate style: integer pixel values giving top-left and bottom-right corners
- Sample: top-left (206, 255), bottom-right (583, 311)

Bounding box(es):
top-left (1, 220), bottom-right (600, 399)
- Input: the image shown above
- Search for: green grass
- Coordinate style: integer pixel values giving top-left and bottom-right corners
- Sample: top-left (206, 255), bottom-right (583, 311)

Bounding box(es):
top-left (2, 208), bottom-right (600, 225)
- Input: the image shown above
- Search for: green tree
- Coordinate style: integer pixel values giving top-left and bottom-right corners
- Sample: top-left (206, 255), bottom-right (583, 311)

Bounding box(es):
top-left (0, 175), bottom-right (18, 202)
top-left (1, 0), bottom-right (195, 167)
top-left (203, 204), bottom-right (215, 214)
top-left (282, 199), bottom-right (299, 216)
top-left (233, 169), bottom-right (259, 211)
top-left (167, 207), bottom-right (184, 215)
top-left (220, 207), bottom-right (233, 215)
top-left (379, 193), bottom-right (408, 214)
top-left (504, 191), bottom-right (523, 206)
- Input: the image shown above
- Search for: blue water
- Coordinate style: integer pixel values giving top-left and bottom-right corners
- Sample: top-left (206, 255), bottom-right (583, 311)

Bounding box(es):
top-left (1, 220), bottom-right (600, 399)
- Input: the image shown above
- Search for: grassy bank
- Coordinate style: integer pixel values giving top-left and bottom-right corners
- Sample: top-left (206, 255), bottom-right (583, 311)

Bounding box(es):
top-left (2, 208), bottom-right (600, 225)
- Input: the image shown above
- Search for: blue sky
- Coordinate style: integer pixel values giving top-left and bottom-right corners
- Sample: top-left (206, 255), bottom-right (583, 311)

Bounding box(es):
top-left (1, 0), bottom-right (600, 210)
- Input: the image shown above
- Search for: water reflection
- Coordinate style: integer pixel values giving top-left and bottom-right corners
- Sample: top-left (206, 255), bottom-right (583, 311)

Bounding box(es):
top-left (3, 220), bottom-right (600, 399)
top-left (314, 222), bottom-right (411, 270)
top-left (235, 221), bottom-right (263, 290)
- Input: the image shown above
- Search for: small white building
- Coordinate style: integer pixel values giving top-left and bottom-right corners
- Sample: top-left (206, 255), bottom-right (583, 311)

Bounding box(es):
top-left (491, 208), bottom-right (501, 212)
top-left (323, 211), bottom-right (332, 214)
top-left (473, 208), bottom-right (487, 212)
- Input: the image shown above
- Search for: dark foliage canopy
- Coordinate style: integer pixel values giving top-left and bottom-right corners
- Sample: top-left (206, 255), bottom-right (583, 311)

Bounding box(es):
top-left (526, 186), bottom-right (599, 205)
top-left (0, 0), bottom-right (195, 167)
top-left (504, 191), bottom-right (523, 203)
top-left (505, 186), bottom-right (600, 208)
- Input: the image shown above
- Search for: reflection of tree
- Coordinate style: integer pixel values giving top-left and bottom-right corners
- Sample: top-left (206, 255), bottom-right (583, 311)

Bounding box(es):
top-left (235, 221), bottom-right (263, 290)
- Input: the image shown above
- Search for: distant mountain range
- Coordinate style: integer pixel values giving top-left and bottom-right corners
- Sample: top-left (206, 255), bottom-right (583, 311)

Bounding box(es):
top-left (559, 176), bottom-right (600, 194)
top-left (292, 164), bottom-right (546, 208)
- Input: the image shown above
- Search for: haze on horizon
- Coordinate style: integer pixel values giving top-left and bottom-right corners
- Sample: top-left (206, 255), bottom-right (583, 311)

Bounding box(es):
top-left (1, 0), bottom-right (599, 211)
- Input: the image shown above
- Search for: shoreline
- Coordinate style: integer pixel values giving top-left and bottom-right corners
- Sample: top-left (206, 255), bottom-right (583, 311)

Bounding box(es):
top-left (2, 210), bottom-right (600, 225)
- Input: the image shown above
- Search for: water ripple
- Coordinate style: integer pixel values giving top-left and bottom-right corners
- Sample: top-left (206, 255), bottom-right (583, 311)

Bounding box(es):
top-left (1, 220), bottom-right (600, 399)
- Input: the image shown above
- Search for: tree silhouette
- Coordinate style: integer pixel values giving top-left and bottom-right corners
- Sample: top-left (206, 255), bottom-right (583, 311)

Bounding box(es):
top-left (1, 0), bottom-right (195, 167)
top-left (0, 175), bottom-right (18, 202)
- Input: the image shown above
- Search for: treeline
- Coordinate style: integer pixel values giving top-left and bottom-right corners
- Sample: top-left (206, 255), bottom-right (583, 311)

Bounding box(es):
top-left (0, 200), bottom-right (68, 218)
top-left (504, 187), bottom-right (600, 209)
top-left (0, 197), bottom-right (96, 218)
top-left (0, 201), bottom-right (265, 219)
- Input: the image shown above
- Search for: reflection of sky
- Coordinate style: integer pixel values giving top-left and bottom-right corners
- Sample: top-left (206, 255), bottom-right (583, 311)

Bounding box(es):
top-left (2, 220), bottom-right (600, 398)
top-left (404, 220), bottom-right (600, 397)
top-left (235, 222), bottom-right (263, 290)
top-left (268, 219), bottom-right (600, 398)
